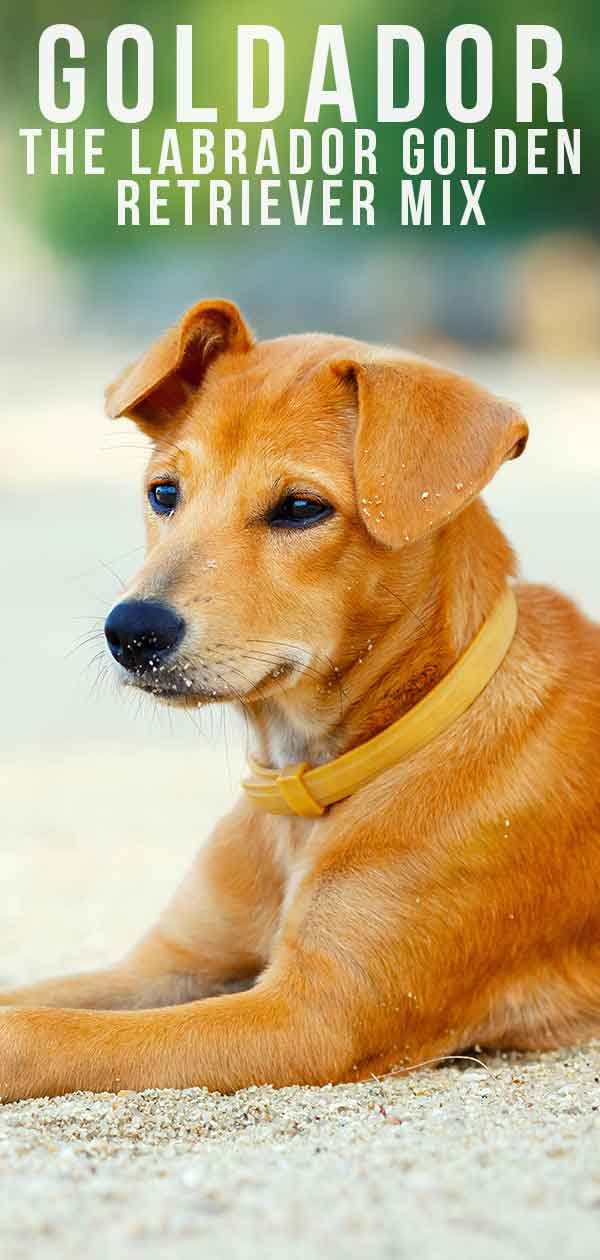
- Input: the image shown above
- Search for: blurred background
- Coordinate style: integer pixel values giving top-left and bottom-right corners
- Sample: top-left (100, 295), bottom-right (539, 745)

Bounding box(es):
top-left (0, 1), bottom-right (598, 982)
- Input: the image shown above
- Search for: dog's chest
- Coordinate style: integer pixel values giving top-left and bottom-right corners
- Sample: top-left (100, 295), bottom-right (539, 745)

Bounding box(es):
top-left (261, 708), bottom-right (339, 772)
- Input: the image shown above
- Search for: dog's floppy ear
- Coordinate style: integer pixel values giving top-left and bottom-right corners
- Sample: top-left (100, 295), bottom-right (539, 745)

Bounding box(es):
top-left (105, 299), bottom-right (253, 431)
top-left (332, 355), bottom-right (528, 547)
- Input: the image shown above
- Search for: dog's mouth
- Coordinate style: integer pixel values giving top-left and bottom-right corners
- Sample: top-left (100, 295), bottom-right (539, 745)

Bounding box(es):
top-left (120, 658), bottom-right (296, 707)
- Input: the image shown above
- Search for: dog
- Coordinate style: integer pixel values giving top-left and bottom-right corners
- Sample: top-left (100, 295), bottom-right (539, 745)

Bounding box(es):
top-left (1, 299), bottom-right (600, 1101)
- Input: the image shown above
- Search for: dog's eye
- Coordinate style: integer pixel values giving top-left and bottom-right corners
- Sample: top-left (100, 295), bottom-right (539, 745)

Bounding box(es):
top-left (268, 495), bottom-right (334, 529)
top-left (148, 482), bottom-right (179, 516)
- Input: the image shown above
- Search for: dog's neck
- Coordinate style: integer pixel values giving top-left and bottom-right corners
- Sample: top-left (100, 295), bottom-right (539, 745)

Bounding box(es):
top-left (246, 501), bottom-right (516, 771)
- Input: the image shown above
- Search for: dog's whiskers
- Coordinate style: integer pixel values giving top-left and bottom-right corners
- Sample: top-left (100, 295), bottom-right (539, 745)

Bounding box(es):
top-left (89, 659), bottom-right (110, 698)
top-left (66, 629), bottom-right (105, 660)
top-left (243, 641), bottom-right (336, 683)
top-left (237, 650), bottom-right (325, 685)
top-left (99, 559), bottom-right (126, 591)
top-left (380, 583), bottom-right (429, 634)
top-left (243, 641), bottom-right (346, 722)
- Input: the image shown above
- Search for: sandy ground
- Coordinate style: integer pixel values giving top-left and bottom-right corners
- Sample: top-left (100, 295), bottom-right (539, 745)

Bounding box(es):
top-left (1, 344), bottom-right (600, 1258)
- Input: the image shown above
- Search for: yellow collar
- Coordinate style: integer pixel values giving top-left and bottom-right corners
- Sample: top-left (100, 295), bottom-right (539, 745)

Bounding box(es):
top-left (241, 587), bottom-right (518, 819)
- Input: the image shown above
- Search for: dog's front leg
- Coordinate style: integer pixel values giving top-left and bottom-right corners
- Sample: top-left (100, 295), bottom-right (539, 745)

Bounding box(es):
top-left (0, 800), bottom-right (285, 1012)
top-left (0, 823), bottom-right (406, 1099)
top-left (0, 966), bottom-right (210, 1013)
top-left (0, 963), bottom-right (359, 1101)
top-left (2, 811), bottom-right (492, 1101)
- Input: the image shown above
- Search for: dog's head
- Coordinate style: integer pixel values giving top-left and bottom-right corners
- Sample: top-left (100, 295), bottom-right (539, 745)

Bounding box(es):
top-left (103, 300), bottom-right (528, 720)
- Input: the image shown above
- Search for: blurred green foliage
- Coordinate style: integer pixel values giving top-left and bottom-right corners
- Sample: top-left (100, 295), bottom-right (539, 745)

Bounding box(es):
top-left (2, 0), bottom-right (598, 252)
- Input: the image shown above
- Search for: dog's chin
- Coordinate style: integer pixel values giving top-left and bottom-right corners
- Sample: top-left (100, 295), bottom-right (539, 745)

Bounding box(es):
top-left (120, 674), bottom-right (234, 708)
top-left (139, 688), bottom-right (226, 710)
top-left (113, 659), bottom-right (297, 708)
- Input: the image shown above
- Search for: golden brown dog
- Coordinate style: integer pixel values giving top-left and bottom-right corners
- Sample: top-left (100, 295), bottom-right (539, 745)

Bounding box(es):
top-left (2, 299), bottom-right (600, 1101)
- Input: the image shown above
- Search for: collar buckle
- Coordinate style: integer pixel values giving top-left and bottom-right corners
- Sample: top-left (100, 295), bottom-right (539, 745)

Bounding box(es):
top-left (276, 762), bottom-right (324, 818)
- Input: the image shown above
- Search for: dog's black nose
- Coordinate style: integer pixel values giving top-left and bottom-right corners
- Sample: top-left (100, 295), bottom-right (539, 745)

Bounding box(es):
top-left (104, 600), bottom-right (184, 672)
